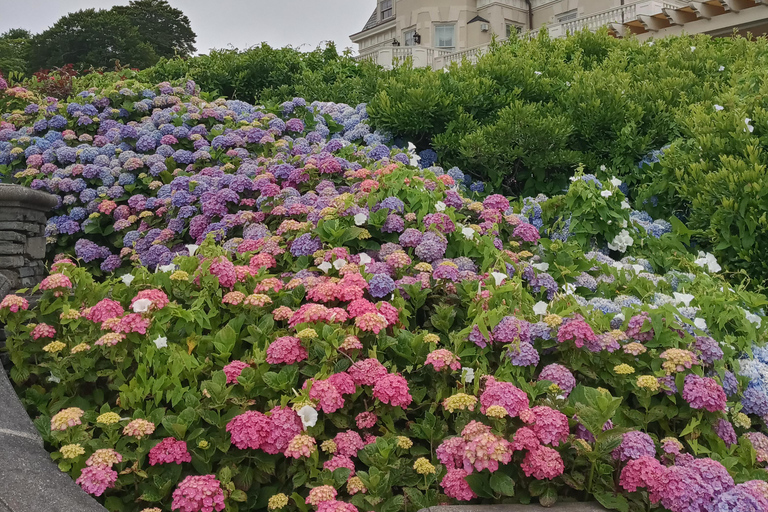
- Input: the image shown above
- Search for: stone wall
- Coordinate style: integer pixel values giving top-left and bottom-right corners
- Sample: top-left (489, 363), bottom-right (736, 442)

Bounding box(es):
top-left (0, 184), bottom-right (56, 298)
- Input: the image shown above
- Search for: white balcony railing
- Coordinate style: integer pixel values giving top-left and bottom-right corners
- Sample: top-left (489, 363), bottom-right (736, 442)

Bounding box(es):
top-left (353, 0), bottom-right (684, 69)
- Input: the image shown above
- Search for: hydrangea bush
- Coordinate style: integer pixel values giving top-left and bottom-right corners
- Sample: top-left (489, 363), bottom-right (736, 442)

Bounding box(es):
top-left (1, 81), bottom-right (768, 512)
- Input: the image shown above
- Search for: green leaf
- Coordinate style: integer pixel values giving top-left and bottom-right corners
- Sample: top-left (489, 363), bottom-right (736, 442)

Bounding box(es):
top-left (489, 472), bottom-right (515, 496)
top-left (594, 492), bottom-right (629, 512)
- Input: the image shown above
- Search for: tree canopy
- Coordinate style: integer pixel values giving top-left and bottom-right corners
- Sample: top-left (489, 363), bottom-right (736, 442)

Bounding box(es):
top-left (22, 0), bottom-right (196, 73)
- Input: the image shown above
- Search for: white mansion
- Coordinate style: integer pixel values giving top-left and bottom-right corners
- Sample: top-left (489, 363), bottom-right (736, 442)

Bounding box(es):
top-left (351, 0), bottom-right (768, 68)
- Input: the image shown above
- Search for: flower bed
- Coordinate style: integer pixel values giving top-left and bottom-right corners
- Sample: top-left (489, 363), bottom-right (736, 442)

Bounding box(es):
top-left (1, 80), bottom-right (768, 512)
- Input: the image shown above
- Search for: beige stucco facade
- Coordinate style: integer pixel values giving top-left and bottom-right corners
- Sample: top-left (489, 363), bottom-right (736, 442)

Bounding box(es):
top-left (351, 0), bottom-right (768, 68)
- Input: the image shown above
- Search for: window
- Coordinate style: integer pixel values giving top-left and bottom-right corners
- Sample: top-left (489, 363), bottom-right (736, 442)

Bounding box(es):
top-left (506, 24), bottom-right (521, 37)
top-left (434, 25), bottom-right (455, 49)
top-left (380, 0), bottom-right (393, 20)
top-left (404, 29), bottom-right (416, 46)
top-left (556, 9), bottom-right (578, 22)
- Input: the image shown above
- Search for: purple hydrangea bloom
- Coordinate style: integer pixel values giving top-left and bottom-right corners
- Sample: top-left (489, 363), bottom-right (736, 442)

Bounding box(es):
top-left (468, 325), bottom-right (492, 348)
top-left (290, 233), bottom-right (321, 257)
top-left (714, 418), bottom-right (737, 447)
top-left (369, 274), bottom-right (396, 298)
top-left (100, 255), bottom-right (122, 273)
top-left (414, 232), bottom-right (447, 262)
top-left (508, 342), bottom-right (539, 367)
top-left (693, 336), bottom-right (723, 364)
top-left (382, 214), bottom-right (405, 233)
top-left (492, 316), bottom-right (531, 344)
top-left (612, 431), bottom-right (656, 461)
top-left (399, 228), bottom-right (423, 248)
top-left (538, 363), bottom-right (576, 395)
top-left (712, 488), bottom-right (763, 512)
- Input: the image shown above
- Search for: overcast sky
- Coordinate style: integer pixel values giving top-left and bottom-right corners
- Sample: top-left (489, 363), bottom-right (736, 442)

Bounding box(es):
top-left (0, 0), bottom-right (374, 54)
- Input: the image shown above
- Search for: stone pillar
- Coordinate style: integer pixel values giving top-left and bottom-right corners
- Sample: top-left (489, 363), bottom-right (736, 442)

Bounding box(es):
top-left (0, 184), bottom-right (56, 298)
top-left (0, 184), bottom-right (107, 510)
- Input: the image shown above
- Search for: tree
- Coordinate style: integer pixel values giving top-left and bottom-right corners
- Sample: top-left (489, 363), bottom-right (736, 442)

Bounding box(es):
top-left (0, 29), bottom-right (31, 75)
top-left (113, 0), bottom-right (196, 59)
top-left (27, 1), bottom-right (196, 72)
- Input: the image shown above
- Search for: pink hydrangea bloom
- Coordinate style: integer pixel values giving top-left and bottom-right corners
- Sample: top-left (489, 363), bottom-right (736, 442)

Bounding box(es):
top-left (620, 456), bottom-right (664, 492)
top-left (31, 323), bottom-right (56, 339)
top-left (682, 374), bottom-right (727, 412)
top-left (483, 194), bottom-right (510, 211)
top-left (521, 446), bottom-right (564, 480)
top-left (355, 312), bottom-right (388, 334)
top-left (334, 430), bottom-right (365, 457)
top-left (513, 222), bottom-right (540, 243)
top-left (437, 437), bottom-right (467, 470)
top-left (115, 313), bottom-right (151, 334)
top-left (85, 298), bottom-right (125, 324)
top-left (316, 501), bottom-right (358, 512)
top-left (479, 376), bottom-right (529, 417)
top-left (223, 360), bottom-right (249, 384)
top-left (306, 486), bottom-right (338, 505)
top-left (40, 273), bottom-right (73, 291)
top-left (425, 349), bottom-right (461, 371)
top-left (149, 438), bottom-right (192, 465)
top-left (327, 373), bottom-right (356, 395)
top-left (131, 289), bottom-right (169, 310)
top-left (309, 379), bottom-right (345, 413)
top-left (348, 358), bottom-right (388, 386)
top-left (323, 455), bottom-right (356, 476)
top-left (209, 256), bottom-right (237, 289)
top-left (377, 301), bottom-right (399, 326)
top-left (521, 406), bottom-right (569, 446)
top-left (266, 336), bottom-right (308, 365)
top-left (123, 418), bottom-right (155, 439)
top-left (222, 291), bottom-right (245, 305)
top-left (76, 465), bottom-right (118, 497)
top-left (463, 432), bottom-right (513, 473)
top-left (227, 411), bottom-right (272, 450)
top-left (511, 426), bottom-right (541, 452)
top-left (440, 469), bottom-right (476, 501)
top-left (171, 475), bottom-right (226, 512)
top-left (556, 315), bottom-right (598, 348)
top-left (373, 373), bottom-right (412, 409)
top-left (264, 406), bottom-right (304, 454)
top-left (346, 298), bottom-right (378, 318)
top-left (284, 434), bottom-right (316, 458)
top-left (356, 412), bottom-right (377, 430)
top-left (0, 294), bottom-right (29, 312)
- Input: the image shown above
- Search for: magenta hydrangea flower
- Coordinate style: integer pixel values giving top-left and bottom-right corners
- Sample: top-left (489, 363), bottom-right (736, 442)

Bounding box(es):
top-left (348, 358), bottom-right (388, 386)
top-left (373, 373), bottom-right (412, 409)
top-left (520, 406), bottom-right (569, 446)
top-left (171, 475), bottom-right (226, 512)
top-left (521, 446), bottom-right (564, 480)
top-left (266, 336), bottom-right (308, 365)
top-left (479, 376), bottom-right (529, 417)
top-left (223, 360), bottom-right (249, 384)
top-left (323, 455), bottom-right (356, 475)
top-left (440, 469), bottom-right (476, 501)
top-left (513, 222), bottom-right (540, 243)
top-left (556, 315), bottom-right (597, 348)
top-left (148, 438), bottom-right (192, 465)
top-left (619, 455), bottom-right (664, 492)
top-left (334, 430), bottom-right (365, 457)
top-left (682, 374), bottom-right (727, 412)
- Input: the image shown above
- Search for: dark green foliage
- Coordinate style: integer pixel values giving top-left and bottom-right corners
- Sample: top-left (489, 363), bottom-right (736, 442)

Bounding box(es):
top-left (139, 42), bottom-right (385, 104)
top-left (25, 0), bottom-right (196, 72)
top-left (0, 29), bottom-right (31, 75)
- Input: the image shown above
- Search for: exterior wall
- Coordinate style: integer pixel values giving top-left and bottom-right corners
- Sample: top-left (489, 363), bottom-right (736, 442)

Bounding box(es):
top-left (532, 0), bottom-right (618, 28)
top-left (477, 3), bottom-right (529, 34)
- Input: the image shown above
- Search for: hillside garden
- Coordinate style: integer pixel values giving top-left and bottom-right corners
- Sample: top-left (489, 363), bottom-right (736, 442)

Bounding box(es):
top-left (1, 29), bottom-right (768, 512)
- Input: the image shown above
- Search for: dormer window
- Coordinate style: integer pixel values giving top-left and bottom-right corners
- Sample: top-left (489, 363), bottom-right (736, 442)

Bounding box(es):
top-left (381, 0), bottom-right (393, 20)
